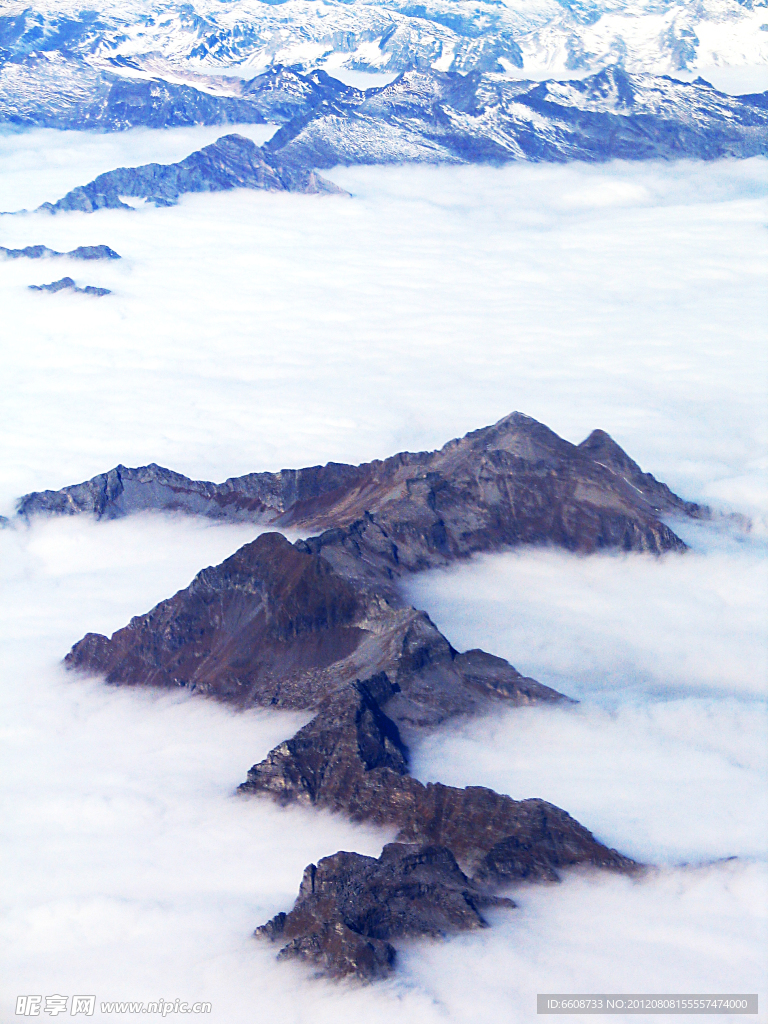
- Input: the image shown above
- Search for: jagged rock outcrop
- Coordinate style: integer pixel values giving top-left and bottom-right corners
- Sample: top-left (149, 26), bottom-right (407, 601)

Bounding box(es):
top-left (240, 673), bottom-right (630, 881)
top-left (19, 412), bottom-right (703, 558)
top-left (7, 61), bottom-right (766, 176)
top-left (256, 843), bottom-right (514, 981)
top-left (0, 51), bottom-right (275, 131)
top-left (9, 67), bottom-right (768, 214)
top-left (244, 674), bottom-right (634, 977)
top-left (28, 276), bottom-right (111, 296)
top-left (261, 67), bottom-right (768, 168)
top-left (36, 134), bottom-right (346, 214)
top-left (1, 243), bottom-right (120, 259)
top-left (61, 503), bottom-right (634, 981)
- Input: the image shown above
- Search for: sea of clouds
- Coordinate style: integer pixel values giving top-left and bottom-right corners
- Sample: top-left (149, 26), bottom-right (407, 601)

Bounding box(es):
top-left (1, 127), bottom-right (766, 1021)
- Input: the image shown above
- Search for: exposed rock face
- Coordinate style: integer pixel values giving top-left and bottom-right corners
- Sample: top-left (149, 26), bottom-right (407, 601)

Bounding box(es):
top-left (256, 843), bottom-right (514, 981)
top-left (240, 673), bottom-right (630, 880)
top-left (0, 51), bottom-right (275, 131)
top-left (3, 54), bottom-right (767, 165)
top-left (28, 276), bottom-right (111, 296)
top-left (244, 674), bottom-right (634, 977)
top-left (19, 412), bottom-right (702, 558)
top-left (65, 534), bottom-right (563, 728)
top-left (1, 243), bottom-right (120, 259)
top-left (36, 134), bottom-right (346, 213)
top-left (57, 412), bottom-right (681, 980)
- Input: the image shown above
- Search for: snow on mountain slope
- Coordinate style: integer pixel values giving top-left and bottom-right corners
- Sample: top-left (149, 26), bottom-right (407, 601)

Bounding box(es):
top-left (0, 0), bottom-right (766, 84)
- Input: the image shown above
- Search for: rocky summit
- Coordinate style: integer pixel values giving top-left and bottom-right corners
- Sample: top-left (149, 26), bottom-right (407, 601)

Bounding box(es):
top-left (64, 531), bottom-right (564, 728)
top-left (256, 842), bottom-right (516, 981)
top-left (18, 411), bottom-right (703, 558)
top-left (49, 412), bottom-right (690, 979)
top-left (242, 674), bottom-right (633, 980)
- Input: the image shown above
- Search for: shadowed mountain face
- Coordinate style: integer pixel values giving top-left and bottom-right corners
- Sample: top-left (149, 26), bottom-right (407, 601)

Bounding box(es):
top-left (53, 413), bottom-right (685, 979)
top-left (242, 672), bottom-right (634, 980)
top-left (255, 842), bottom-right (516, 981)
top-left (64, 530), bottom-right (635, 980)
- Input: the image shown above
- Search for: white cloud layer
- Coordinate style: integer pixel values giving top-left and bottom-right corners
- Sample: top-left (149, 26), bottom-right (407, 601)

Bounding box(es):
top-left (405, 525), bottom-right (768, 701)
top-left (0, 136), bottom-right (766, 527)
top-left (2, 516), bottom-right (766, 1023)
top-left (1, 131), bottom-right (766, 1021)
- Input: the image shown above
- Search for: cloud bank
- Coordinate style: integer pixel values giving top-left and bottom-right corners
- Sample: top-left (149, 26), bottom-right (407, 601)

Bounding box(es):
top-left (2, 515), bottom-right (765, 1022)
top-left (1, 130), bottom-right (766, 1020)
top-left (0, 140), bottom-right (766, 525)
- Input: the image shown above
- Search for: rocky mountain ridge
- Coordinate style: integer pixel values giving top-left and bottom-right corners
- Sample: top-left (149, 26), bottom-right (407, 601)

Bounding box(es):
top-left (1, 243), bottom-right (120, 259)
top-left (18, 412), bottom-right (703, 559)
top-left (4, 62), bottom-right (767, 171)
top-left (28, 276), bottom-right (111, 295)
top-left (35, 133), bottom-right (345, 213)
top-left (52, 412), bottom-right (698, 979)
top-left (258, 65), bottom-right (768, 166)
top-left (64, 526), bottom-right (635, 977)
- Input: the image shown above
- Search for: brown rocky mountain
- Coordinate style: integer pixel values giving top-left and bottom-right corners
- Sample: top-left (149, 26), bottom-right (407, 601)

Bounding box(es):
top-left (66, 532), bottom-right (564, 730)
top-left (255, 843), bottom-right (516, 981)
top-left (56, 412), bottom-right (693, 979)
top-left (242, 674), bottom-right (633, 979)
top-left (18, 412), bottom-right (703, 558)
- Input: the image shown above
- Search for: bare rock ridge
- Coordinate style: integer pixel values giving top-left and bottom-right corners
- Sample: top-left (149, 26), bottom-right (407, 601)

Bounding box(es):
top-left (65, 533), bottom-right (634, 980)
top-left (28, 276), bottom-right (111, 296)
top-left (10, 68), bottom-right (768, 215)
top-left (55, 412), bottom-right (690, 979)
top-left (255, 843), bottom-right (515, 980)
top-left (19, 411), bottom-right (703, 559)
top-left (240, 673), bottom-right (633, 874)
top-left (1, 243), bottom-right (120, 259)
top-left (36, 134), bottom-right (346, 213)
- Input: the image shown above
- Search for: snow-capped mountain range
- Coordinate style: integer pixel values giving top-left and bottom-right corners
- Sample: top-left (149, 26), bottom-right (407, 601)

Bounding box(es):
top-left (1, 2), bottom-right (767, 165)
top-left (1, 0), bottom-right (767, 84)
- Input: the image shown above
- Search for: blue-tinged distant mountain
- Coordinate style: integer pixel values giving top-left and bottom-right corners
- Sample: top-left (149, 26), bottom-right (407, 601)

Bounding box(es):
top-left (258, 65), bottom-right (768, 165)
top-left (1, 2), bottom-right (766, 170)
top-left (12, 67), bottom-right (768, 208)
top-left (0, 0), bottom-right (766, 81)
top-left (35, 133), bottom-right (346, 212)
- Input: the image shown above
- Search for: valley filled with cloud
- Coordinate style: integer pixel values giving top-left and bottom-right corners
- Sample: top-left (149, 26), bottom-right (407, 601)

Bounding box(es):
top-left (1, 128), bottom-right (766, 1021)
